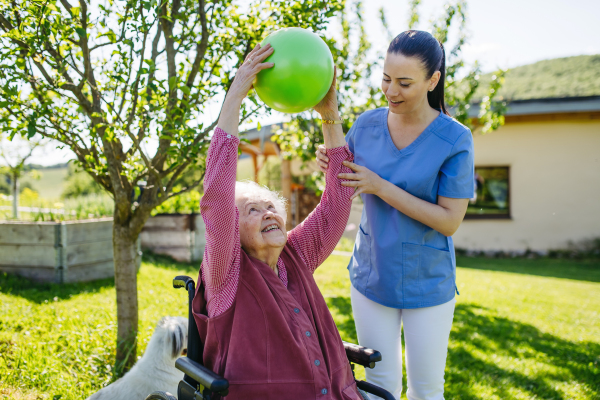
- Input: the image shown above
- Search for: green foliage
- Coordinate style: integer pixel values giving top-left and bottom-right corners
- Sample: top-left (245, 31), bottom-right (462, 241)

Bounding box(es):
top-left (61, 163), bottom-right (104, 199)
top-left (1, 255), bottom-right (599, 398)
top-left (152, 189), bottom-right (201, 215)
top-left (429, 1), bottom-right (506, 133)
top-left (0, 174), bottom-right (8, 194)
top-left (407, 0), bottom-right (421, 30)
top-left (0, 0), bottom-right (344, 226)
top-left (0, 193), bottom-right (113, 221)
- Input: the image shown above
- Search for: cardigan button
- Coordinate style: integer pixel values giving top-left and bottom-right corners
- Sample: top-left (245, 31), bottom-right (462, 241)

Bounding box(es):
top-left (314, 359), bottom-right (320, 366)
top-left (294, 308), bottom-right (300, 314)
top-left (226, 134), bottom-right (231, 138)
top-left (321, 388), bottom-right (328, 395)
top-left (305, 331), bottom-right (311, 337)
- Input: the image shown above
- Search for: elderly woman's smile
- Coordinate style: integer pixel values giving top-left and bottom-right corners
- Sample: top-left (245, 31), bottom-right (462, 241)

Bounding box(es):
top-left (261, 223), bottom-right (280, 233)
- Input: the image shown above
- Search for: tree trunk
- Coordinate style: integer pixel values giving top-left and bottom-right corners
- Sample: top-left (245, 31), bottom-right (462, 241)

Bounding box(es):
top-left (113, 223), bottom-right (139, 374)
top-left (11, 172), bottom-right (18, 219)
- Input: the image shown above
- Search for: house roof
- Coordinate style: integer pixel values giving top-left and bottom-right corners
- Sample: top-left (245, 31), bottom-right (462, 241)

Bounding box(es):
top-left (466, 95), bottom-right (600, 118)
top-left (241, 123), bottom-right (283, 142)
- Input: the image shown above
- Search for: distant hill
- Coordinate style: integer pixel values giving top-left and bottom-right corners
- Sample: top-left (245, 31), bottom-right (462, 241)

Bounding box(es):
top-left (470, 55), bottom-right (600, 101)
top-left (23, 162), bottom-right (69, 171)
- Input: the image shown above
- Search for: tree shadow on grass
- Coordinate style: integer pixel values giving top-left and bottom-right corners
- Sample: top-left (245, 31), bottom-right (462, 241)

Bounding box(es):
top-left (0, 253), bottom-right (198, 304)
top-left (456, 256), bottom-right (600, 283)
top-left (325, 298), bottom-right (599, 399)
top-left (142, 251), bottom-right (199, 274)
top-left (446, 303), bottom-right (600, 399)
top-left (0, 271), bottom-right (114, 304)
top-left (326, 296), bottom-right (358, 343)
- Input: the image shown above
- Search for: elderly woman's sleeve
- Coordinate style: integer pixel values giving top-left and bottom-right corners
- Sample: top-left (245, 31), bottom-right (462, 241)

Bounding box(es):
top-left (200, 127), bottom-right (242, 316)
top-left (287, 145), bottom-right (355, 273)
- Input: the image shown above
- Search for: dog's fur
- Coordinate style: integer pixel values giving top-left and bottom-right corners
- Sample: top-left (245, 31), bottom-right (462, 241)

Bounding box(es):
top-left (87, 316), bottom-right (188, 400)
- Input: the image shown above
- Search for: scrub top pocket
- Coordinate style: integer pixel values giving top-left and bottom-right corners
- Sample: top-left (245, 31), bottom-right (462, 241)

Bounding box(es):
top-left (349, 225), bottom-right (372, 289)
top-left (402, 243), bottom-right (454, 308)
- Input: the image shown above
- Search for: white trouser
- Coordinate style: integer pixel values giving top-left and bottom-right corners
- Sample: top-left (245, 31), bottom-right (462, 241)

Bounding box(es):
top-left (350, 286), bottom-right (456, 400)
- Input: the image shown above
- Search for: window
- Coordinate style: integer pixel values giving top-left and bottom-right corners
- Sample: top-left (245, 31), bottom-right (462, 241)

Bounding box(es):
top-left (465, 166), bottom-right (510, 219)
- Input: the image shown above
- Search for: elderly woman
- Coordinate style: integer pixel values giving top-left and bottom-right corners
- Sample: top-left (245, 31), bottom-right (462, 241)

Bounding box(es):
top-left (192, 43), bottom-right (362, 400)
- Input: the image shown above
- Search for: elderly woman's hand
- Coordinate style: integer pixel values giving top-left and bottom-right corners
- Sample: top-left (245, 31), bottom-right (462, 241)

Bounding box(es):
top-left (217, 43), bottom-right (274, 136)
top-left (227, 43), bottom-right (275, 102)
top-left (313, 67), bottom-right (339, 120)
top-left (315, 145), bottom-right (329, 173)
top-left (338, 161), bottom-right (386, 201)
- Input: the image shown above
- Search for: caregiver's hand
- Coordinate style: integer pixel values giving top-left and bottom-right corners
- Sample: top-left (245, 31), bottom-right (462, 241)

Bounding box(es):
top-left (338, 161), bottom-right (385, 201)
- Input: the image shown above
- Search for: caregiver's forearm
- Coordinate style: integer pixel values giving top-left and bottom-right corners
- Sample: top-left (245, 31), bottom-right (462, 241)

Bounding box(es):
top-left (377, 180), bottom-right (467, 237)
top-left (321, 110), bottom-right (347, 149)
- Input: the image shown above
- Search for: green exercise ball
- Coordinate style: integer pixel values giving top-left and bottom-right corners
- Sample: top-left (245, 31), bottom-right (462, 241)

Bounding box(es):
top-left (254, 28), bottom-right (334, 114)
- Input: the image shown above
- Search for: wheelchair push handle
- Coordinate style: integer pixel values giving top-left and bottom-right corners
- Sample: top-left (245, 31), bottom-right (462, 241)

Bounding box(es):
top-left (176, 357), bottom-right (229, 395)
top-left (343, 341), bottom-right (382, 369)
top-left (173, 275), bottom-right (195, 291)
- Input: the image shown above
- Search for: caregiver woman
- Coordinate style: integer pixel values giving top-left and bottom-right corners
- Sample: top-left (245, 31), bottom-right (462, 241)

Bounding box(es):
top-left (317, 30), bottom-right (474, 400)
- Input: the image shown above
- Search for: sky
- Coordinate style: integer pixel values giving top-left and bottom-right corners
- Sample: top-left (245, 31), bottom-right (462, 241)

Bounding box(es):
top-left (9, 0), bottom-right (600, 166)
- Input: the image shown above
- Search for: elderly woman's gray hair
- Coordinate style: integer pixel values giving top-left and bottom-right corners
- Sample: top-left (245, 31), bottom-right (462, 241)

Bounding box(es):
top-left (235, 181), bottom-right (287, 221)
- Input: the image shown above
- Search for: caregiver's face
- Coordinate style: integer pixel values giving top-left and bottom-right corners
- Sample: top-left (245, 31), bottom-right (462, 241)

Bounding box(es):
top-left (236, 192), bottom-right (287, 253)
top-left (381, 52), bottom-right (440, 115)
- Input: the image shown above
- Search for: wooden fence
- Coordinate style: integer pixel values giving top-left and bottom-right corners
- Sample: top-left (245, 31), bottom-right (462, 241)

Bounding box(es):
top-left (0, 214), bottom-right (205, 283)
top-left (0, 218), bottom-right (132, 284)
top-left (140, 213), bottom-right (206, 263)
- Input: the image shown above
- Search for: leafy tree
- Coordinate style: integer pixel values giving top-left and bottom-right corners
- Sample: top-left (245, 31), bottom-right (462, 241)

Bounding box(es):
top-left (274, 0), bottom-right (507, 166)
top-left (0, 136), bottom-right (45, 218)
top-left (61, 162), bottom-right (104, 198)
top-left (0, 0), bottom-right (343, 372)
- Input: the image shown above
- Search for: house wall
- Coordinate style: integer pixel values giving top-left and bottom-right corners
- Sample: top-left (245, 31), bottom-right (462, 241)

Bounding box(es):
top-left (453, 118), bottom-right (600, 252)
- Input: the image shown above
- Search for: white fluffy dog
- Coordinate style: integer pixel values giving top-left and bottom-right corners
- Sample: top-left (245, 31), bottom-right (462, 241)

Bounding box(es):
top-left (87, 316), bottom-right (188, 400)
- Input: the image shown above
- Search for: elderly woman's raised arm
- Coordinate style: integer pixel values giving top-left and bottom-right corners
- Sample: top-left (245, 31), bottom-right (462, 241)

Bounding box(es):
top-left (199, 127), bottom-right (242, 315)
top-left (199, 44), bottom-right (274, 316)
top-left (287, 73), bottom-right (355, 272)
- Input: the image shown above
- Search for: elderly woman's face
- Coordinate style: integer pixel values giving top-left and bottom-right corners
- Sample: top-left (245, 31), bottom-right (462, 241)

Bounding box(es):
top-left (236, 192), bottom-right (287, 253)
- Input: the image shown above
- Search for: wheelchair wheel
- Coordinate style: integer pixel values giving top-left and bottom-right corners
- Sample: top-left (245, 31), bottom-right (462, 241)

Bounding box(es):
top-left (145, 391), bottom-right (177, 400)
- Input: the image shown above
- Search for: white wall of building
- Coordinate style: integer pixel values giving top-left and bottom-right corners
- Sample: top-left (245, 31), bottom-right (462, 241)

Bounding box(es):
top-left (453, 118), bottom-right (600, 252)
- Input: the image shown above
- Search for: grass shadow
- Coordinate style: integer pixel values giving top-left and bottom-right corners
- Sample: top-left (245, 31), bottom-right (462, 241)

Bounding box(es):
top-left (0, 252), bottom-right (198, 304)
top-left (456, 256), bottom-right (600, 283)
top-left (0, 271), bottom-right (114, 304)
top-left (446, 303), bottom-right (600, 399)
top-left (325, 297), bottom-right (599, 399)
top-left (326, 295), bottom-right (358, 343)
top-left (141, 251), bottom-right (199, 274)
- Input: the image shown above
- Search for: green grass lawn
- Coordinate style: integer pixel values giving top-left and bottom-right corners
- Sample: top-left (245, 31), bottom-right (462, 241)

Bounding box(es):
top-left (1, 255), bottom-right (599, 399)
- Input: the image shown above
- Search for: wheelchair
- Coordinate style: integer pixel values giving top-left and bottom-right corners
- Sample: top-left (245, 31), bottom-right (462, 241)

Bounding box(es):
top-left (146, 275), bottom-right (395, 400)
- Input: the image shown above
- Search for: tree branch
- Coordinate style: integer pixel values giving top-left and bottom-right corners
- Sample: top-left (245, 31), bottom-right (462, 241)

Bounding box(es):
top-left (184, 0), bottom-right (209, 89)
top-left (77, 0), bottom-right (100, 110)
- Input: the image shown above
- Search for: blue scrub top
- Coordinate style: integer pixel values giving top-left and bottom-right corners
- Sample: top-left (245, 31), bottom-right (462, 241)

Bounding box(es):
top-left (346, 108), bottom-right (474, 309)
